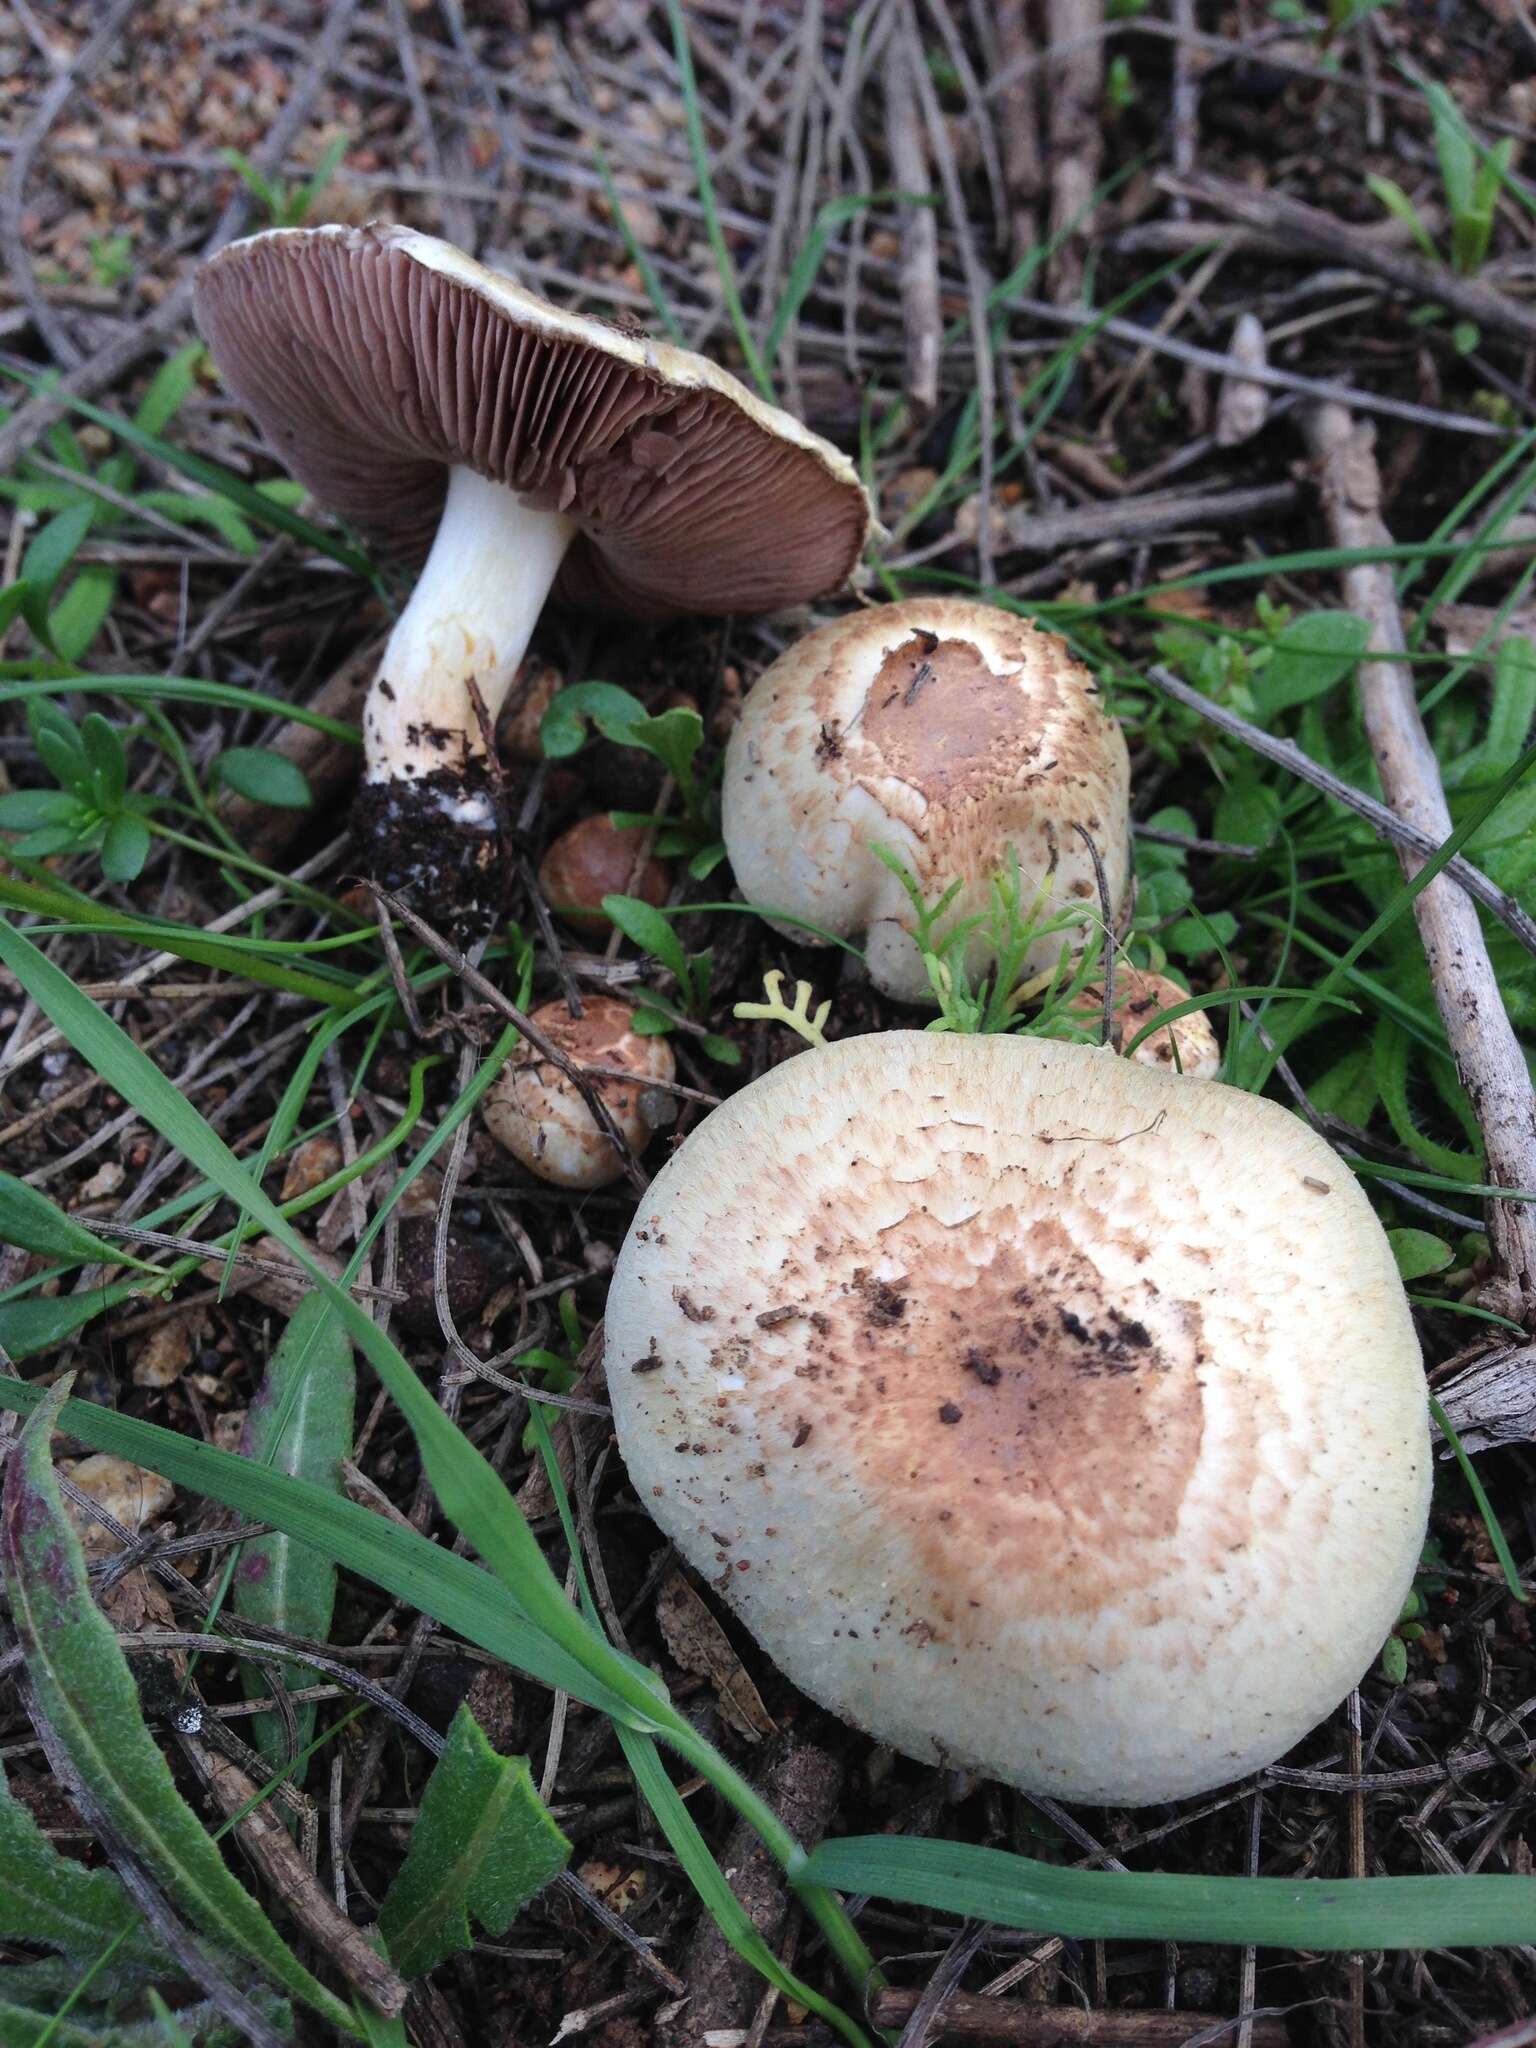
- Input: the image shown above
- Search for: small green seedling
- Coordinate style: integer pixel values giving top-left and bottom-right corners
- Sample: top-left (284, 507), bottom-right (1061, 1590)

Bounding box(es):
top-left (1381, 1538), bottom-right (1448, 1684)
top-left (1368, 79), bottom-right (1514, 277)
top-left (873, 847), bottom-right (1102, 1036)
top-left (600, 892), bottom-right (740, 1065)
top-left (541, 680), bottom-right (724, 877)
top-left (0, 701), bottom-right (155, 881)
top-left (220, 132), bottom-right (350, 230)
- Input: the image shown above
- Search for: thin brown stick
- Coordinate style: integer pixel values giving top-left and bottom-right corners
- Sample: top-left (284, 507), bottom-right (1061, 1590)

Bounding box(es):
top-left (995, 0), bottom-right (1044, 261)
top-left (883, 25), bottom-right (940, 415)
top-left (1168, 171), bottom-right (1536, 352)
top-left (1301, 402), bottom-right (1536, 1321)
top-left (1142, 666), bottom-right (1536, 959)
top-left (869, 1989), bottom-right (1291, 2045)
top-left (1045, 0), bottom-right (1104, 302)
top-left (191, 1743), bottom-right (409, 2017)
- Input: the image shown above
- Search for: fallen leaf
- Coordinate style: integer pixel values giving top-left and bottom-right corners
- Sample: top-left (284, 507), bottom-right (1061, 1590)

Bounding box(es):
top-left (656, 1571), bottom-right (776, 1743)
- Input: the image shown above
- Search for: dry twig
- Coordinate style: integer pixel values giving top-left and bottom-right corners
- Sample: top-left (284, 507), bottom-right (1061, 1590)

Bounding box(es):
top-left (1301, 402), bottom-right (1536, 1321)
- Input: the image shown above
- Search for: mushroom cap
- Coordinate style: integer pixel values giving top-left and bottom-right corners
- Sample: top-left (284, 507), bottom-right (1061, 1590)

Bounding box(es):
top-left (605, 1032), bottom-right (1429, 1805)
top-left (721, 599), bottom-right (1131, 1003)
top-left (538, 814), bottom-right (670, 934)
top-left (194, 223), bottom-right (870, 616)
top-left (485, 996), bottom-right (675, 1189)
top-left (1065, 966), bottom-right (1221, 1081)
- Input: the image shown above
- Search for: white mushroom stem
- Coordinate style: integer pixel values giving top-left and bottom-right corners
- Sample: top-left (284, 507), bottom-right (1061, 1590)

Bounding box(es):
top-left (365, 464), bottom-right (576, 789)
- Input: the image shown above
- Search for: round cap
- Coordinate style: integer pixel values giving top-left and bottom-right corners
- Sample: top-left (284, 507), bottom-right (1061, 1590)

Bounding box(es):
top-left (194, 223), bottom-right (870, 615)
top-left (485, 996), bottom-right (675, 1189)
top-left (1064, 966), bottom-right (1220, 1081)
top-left (721, 599), bottom-right (1130, 1003)
top-left (606, 1032), bottom-right (1428, 1805)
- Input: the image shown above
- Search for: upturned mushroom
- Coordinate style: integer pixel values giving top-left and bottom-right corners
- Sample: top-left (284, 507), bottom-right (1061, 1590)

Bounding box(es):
top-left (194, 224), bottom-right (871, 929)
top-left (485, 996), bottom-right (675, 1189)
top-left (605, 1032), bottom-right (1428, 1805)
top-left (721, 598), bottom-right (1130, 1003)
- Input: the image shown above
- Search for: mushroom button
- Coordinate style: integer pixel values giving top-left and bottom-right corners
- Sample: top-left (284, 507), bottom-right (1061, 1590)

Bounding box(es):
top-left (721, 598), bottom-right (1131, 1003)
top-left (538, 815), bottom-right (670, 935)
top-left (1066, 966), bottom-right (1220, 1080)
top-left (194, 224), bottom-right (872, 935)
top-left (605, 1032), bottom-right (1429, 1806)
top-left (485, 996), bottom-right (675, 1189)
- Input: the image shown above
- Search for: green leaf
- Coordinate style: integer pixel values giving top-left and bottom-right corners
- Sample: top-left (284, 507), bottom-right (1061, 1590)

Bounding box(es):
top-left (136, 490), bottom-right (259, 555)
top-left (99, 813), bottom-right (150, 883)
top-left (0, 1172), bottom-right (158, 1272)
top-left (629, 705), bottom-right (704, 793)
top-left (539, 681), bottom-right (648, 759)
top-left (1365, 175), bottom-right (1441, 263)
top-left (1253, 611), bottom-right (1371, 720)
top-left (0, 1283), bottom-right (146, 1362)
top-left (0, 1769), bottom-right (163, 1968)
top-left (132, 342), bottom-right (203, 440)
top-left (49, 565), bottom-right (116, 666)
top-left (1163, 910), bottom-right (1238, 957)
top-left (798, 1836), bottom-right (1536, 1948)
top-left (1381, 1635), bottom-right (1409, 1685)
top-left (701, 1032), bottom-right (744, 1066)
top-left (0, 789), bottom-right (81, 830)
top-left (79, 714), bottom-right (127, 813)
top-left (1212, 779), bottom-right (1280, 850)
top-left (232, 1292), bottom-right (355, 1776)
top-left (28, 698), bottom-right (87, 791)
top-left (629, 1008), bottom-right (676, 1036)
top-left (22, 501), bottom-right (95, 599)
top-left (211, 748), bottom-right (313, 811)
top-left (1388, 1228), bottom-right (1456, 1281)
top-left (379, 1704), bottom-right (569, 1978)
top-left (601, 893), bottom-right (692, 987)
top-left (0, 1381), bottom-right (358, 2036)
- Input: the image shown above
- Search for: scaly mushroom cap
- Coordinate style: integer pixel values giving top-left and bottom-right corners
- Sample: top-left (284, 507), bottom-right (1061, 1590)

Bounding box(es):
top-left (485, 996), bottom-right (675, 1189)
top-left (1066, 966), bottom-right (1221, 1081)
top-left (721, 599), bottom-right (1131, 1002)
top-left (194, 223), bottom-right (870, 615)
top-left (606, 1033), bottom-right (1429, 1805)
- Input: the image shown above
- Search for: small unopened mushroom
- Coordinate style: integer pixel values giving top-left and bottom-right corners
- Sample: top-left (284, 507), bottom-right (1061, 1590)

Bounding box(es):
top-left (606, 1033), bottom-right (1428, 1805)
top-left (485, 997), bottom-right (674, 1188)
top-left (538, 816), bottom-right (670, 935)
top-left (1065, 966), bottom-right (1220, 1080)
top-left (722, 598), bottom-right (1130, 1002)
top-left (195, 224), bottom-right (870, 931)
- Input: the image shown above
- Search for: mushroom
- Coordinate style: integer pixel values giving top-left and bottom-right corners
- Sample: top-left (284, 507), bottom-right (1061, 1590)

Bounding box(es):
top-left (1064, 966), bottom-right (1220, 1080)
top-left (722, 598), bottom-right (1131, 1004)
top-left (194, 224), bottom-right (871, 929)
top-left (538, 815), bottom-right (670, 935)
top-left (605, 1032), bottom-right (1428, 1805)
top-left (485, 996), bottom-right (675, 1189)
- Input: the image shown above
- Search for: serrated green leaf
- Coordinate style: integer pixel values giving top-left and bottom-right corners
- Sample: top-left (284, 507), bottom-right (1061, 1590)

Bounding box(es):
top-left (601, 893), bottom-right (691, 986)
top-left (379, 1704), bottom-right (569, 1978)
top-left (1388, 1228), bottom-right (1455, 1281)
top-left (0, 1382), bottom-right (357, 2036)
top-left (211, 748), bottom-right (313, 811)
top-left (0, 1771), bottom-right (162, 1969)
top-left (99, 814), bottom-right (151, 883)
top-left (1253, 611), bottom-right (1370, 719)
top-left (232, 1293), bottom-right (354, 1776)
top-left (0, 1172), bottom-right (158, 1273)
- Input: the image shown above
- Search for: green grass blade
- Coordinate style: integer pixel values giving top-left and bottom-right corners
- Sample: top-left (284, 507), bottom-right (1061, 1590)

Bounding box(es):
top-left (0, 1382), bottom-right (358, 2033)
top-left (663, 0), bottom-right (772, 400)
top-left (0, 674), bottom-right (362, 741)
top-left (1430, 1398), bottom-right (1530, 1603)
top-left (800, 1836), bottom-right (1536, 1948)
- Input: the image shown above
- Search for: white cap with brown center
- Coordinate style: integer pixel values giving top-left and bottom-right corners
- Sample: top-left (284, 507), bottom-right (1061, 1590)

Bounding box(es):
top-left (721, 598), bottom-right (1130, 1002)
top-left (605, 1032), bottom-right (1429, 1806)
top-left (194, 223), bottom-right (871, 926)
